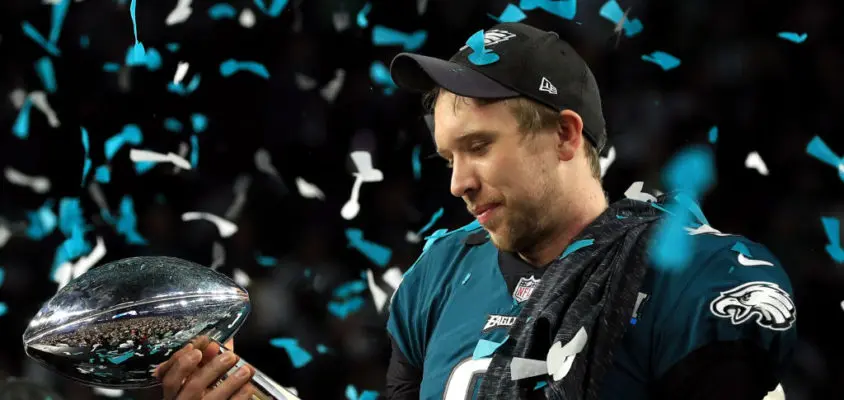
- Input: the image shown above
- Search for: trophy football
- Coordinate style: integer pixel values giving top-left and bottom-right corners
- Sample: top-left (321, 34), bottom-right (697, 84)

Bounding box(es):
top-left (21, 256), bottom-right (300, 399)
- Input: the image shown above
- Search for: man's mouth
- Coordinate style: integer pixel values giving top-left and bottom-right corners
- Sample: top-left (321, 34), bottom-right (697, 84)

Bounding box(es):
top-left (471, 204), bottom-right (500, 224)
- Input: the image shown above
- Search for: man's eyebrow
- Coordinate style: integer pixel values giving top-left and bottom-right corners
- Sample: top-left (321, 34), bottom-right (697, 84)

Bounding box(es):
top-left (433, 130), bottom-right (497, 158)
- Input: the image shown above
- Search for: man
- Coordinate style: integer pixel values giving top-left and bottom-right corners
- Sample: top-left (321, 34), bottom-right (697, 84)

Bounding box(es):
top-left (384, 22), bottom-right (796, 399)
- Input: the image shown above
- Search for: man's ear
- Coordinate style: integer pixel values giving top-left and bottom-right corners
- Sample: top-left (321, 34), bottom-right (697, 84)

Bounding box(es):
top-left (557, 110), bottom-right (584, 161)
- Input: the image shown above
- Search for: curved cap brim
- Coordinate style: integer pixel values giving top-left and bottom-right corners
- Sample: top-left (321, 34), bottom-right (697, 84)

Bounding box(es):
top-left (389, 53), bottom-right (519, 99)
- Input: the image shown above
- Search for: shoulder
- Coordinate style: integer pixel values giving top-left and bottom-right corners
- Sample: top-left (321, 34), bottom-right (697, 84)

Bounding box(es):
top-left (399, 220), bottom-right (489, 286)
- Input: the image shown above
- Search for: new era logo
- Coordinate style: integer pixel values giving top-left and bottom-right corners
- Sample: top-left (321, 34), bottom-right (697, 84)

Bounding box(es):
top-left (539, 77), bottom-right (557, 94)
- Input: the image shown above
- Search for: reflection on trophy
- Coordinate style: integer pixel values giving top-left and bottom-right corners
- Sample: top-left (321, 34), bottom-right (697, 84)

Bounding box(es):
top-left (21, 256), bottom-right (301, 399)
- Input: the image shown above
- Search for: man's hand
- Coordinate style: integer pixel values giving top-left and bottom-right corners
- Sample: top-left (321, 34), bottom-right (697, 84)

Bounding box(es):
top-left (153, 336), bottom-right (256, 400)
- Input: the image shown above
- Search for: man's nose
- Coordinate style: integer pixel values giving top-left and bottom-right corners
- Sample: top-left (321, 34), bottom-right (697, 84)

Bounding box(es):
top-left (450, 159), bottom-right (479, 198)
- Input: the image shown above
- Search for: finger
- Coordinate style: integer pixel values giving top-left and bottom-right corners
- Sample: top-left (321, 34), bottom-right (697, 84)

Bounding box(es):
top-left (205, 365), bottom-right (254, 400)
top-left (154, 343), bottom-right (194, 379)
top-left (161, 349), bottom-right (202, 400)
top-left (180, 351), bottom-right (241, 398)
top-left (190, 335), bottom-right (211, 350)
top-left (199, 341), bottom-right (223, 367)
top-left (223, 338), bottom-right (234, 352)
top-left (231, 382), bottom-right (258, 400)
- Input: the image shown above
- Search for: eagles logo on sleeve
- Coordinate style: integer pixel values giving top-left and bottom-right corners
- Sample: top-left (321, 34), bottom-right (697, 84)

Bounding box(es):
top-left (709, 281), bottom-right (796, 331)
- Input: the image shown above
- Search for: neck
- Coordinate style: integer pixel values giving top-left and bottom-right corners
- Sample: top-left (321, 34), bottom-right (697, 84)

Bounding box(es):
top-left (518, 181), bottom-right (608, 267)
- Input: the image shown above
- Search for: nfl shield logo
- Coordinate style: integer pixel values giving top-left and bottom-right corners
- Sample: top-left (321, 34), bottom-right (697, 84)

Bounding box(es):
top-left (513, 276), bottom-right (540, 303)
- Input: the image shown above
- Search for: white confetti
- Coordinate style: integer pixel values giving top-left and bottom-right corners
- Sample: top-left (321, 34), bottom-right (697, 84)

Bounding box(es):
top-left (599, 146), bottom-right (616, 178)
top-left (224, 175), bottom-right (252, 220)
top-left (129, 149), bottom-right (192, 170)
top-left (93, 388), bottom-right (124, 398)
top-left (254, 148), bottom-right (280, 177)
top-left (332, 11), bottom-right (350, 32)
top-left (211, 241), bottom-right (225, 270)
top-left (239, 8), bottom-right (256, 28)
top-left (546, 326), bottom-right (588, 381)
top-left (366, 269), bottom-right (388, 312)
top-left (382, 267), bottom-right (403, 290)
top-left (405, 231), bottom-right (421, 243)
top-left (623, 181), bottom-right (657, 203)
top-left (173, 62), bottom-right (190, 84)
top-left (181, 211), bottom-right (238, 238)
top-left (417, 0), bottom-right (429, 15)
top-left (320, 69), bottom-right (346, 103)
top-left (233, 268), bottom-right (251, 287)
top-left (294, 73), bottom-right (318, 90)
top-left (10, 88), bottom-right (26, 108)
top-left (29, 91), bottom-right (60, 128)
top-left (0, 220), bottom-right (11, 249)
top-left (745, 151), bottom-right (769, 176)
top-left (763, 384), bottom-right (786, 400)
top-left (5, 167), bottom-right (51, 194)
top-left (341, 151), bottom-right (383, 220)
top-left (54, 236), bottom-right (107, 290)
top-left (165, 0), bottom-right (193, 25)
top-left (295, 177), bottom-right (325, 200)
top-left (88, 182), bottom-right (111, 216)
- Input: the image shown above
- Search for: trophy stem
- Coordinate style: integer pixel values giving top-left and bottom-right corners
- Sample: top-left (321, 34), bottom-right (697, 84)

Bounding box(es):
top-left (216, 343), bottom-right (301, 400)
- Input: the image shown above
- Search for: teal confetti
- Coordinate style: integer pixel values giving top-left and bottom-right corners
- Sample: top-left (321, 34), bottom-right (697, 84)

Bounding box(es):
top-left (209, 3), bottom-right (237, 19)
top-left (167, 75), bottom-right (201, 96)
top-left (806, 135), bottom-right (844, 183)
top-left (26, 200), bottom-right (58, 240)
top-left (642, 51), bottom-right (681, 70)
top-left (520, 0), bottom-right (576, 20)
top-left (327, 296), bottom-right (365, 319)
top-left (369, 61), bottom-right (397, 95)
top-left (126, 0), bottom-right (148, 66)
top-left (777, 32), bottom-right (807, 44)
top-left (12, 97), bottom-right (34, 139)
top-left (0, 267), bottom-right (4, 286)
top-left (345, 384), bottom-right (379, 400)
top-left (345, 228), bottom-right (392, 267)
top-left (472, 337), bottom-right (508, 359)
top-left (166, 42), bottom-right (180, 52)
top-left (599, 0), bottom-right (642, 37)
top-left (125, 46), bottom-right (161, 70)
top-left (135, 160), bottom-right (155, 175)
top-left (51, 225), bottom-right (91, 272)
top-left (269, 338), bottom-right (312, 368)
top-left (116, 195), bottom-right (147, 245)
top-left (255, 253), bottom-right (277, 267)
top-left (254, 0), bottom-right (289, 17)
top-left (35, 57), bottom-right (58, 93)
top-left (105, 124), bottom-right (143, 161)
top-left (415, 208), bottom-right (444, 238)
top-left (821, 217), bottom-right (844, 263)
top-left (333, 280), bottom-right (367, 298)
top-left (108, 351), bottom-right (135, 365)
top-left (560, 239), bottom-right (594, 259)
top-left (356, 3), bottom-right (371, 28)
top-left (534, 381), bottom-right (548, 390)
top-left (220, 59), bottom-right (270, 79)
top-left (0, 303), bottom-right (7, 317)
top-left (49, 0), bottom-right (71, 44)
top-left (730, 242), bottom-right (752, 257)
top-left (708, 126), bottom-right (718, 144)
top-left (95, 166), bottom-right (111, 183)
top-left (80, 35), bottom-right (90, 48)
top-left (411, 145), bottom-right (422, 180)
top-left (489, 4), bottom-right (527, 23)
top-left (103, 62), bottom-right (121, 72)
top-left (163, 118), bottom-right (183, 133)
top-left (461, 273), bottom-right (471, 285)
top-left (21, 22), bottom-right (59, 56)
top-left (316, 344), bottom-right (330, 354)
top-left (371, 26), bottom-right (427, 52)
top-left (81, 127), bottom-right (92, 186)
top-left (465, 30), bottom-right (499, 66)
top-left (58, 197), bottom-right (86, 237)
top-left (422, 228), bottom-right (449, 253)
top-left (190, 135), bottom-right (199, 168)
top-left (191, 113), bottom-right (208, 132)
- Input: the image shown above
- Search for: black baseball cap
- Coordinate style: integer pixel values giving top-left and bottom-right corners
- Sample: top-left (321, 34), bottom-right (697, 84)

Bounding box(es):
top-left (389, 22), bottom-right (607, 152)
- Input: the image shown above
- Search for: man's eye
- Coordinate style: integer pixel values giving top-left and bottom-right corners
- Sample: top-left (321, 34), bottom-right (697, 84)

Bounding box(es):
top-left (469, 142), bottom-right (489, 154)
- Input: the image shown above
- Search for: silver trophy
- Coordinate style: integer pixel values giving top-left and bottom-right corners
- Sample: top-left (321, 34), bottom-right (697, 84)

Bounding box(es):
top-left (22, 256), bottom-right (300, 400)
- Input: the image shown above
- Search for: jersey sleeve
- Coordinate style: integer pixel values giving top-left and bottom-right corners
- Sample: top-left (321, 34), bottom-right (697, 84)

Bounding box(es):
top-left (386, 249), bottom-right (435, 369)
top-left (651, 239), bottom-right (797, 381)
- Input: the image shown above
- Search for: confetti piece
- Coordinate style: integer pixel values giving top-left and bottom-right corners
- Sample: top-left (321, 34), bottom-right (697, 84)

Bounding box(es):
top-left (342, 151), bottom-right (384, 220)
top-left (371, 26), bottom-right (428, 52)
top-left (35, 57), bottom-right (57, 93)
top-left (806, 135), bottom-right (844, 183)
top-left (0, 267), bottom-right (5, 286)
top-left (473, 337), bottom-right (508, 359)
top-left (105, 124), bottom-right (143, 161)
top-left (51, 225), bottom-right (92, 275)
top-left (744, 151), bottom-right (769, 176)
top-left (623, 181), bottom-right (657, 202)
top-left (80, 35), bottom-right (90, 48)
top-left (0, 303), bottom-right (7, 317)
top-left (345, 228), bottom-right (392, 267)
top-left (12, 96), bottom-right (33, 139)
top-left (164, 117), bottom-right (183, 132)
top-left (465, 30), bottom-right (500, 66)
top-left (220, 59), bottom-right (270, 79)
top-left (489, 4), bottom-right (527, 23)
top-left (295, 177), bottom-right (325, 200)
top-left (5, 167), bottom-right (51, 193)
top-left (461, 272), bottom-right (471, 285)
top-left (188, 135), bottom-right (199, 168)
top-left (166, 42), bottom-right (180, 52)
top-left (269, 338), bottom-right (313, 368)
top-left (641, 51), bottom-right (680, 70)
top-left (334, 279), bottom-right (367, 297)
top-left (189, 113), bottom-right (208, 133)
top-left (29, 92), bottom-right (60, 128)
top-left (126, 0), bottom-right (148, 66)
top-left (210, 241), bottom-right (225, 269)
top-left (224, 175), bottom-right (251, 220)
top-left (708, 126), bottom-right (718, 143)
top-left (167, 74), bottom-right (201, 96)
top-left (173, 62), bottom-right (189, 84)
top-left (560, 239), bottom-right (594, 258)
top-left (103, 62), bottom-right (121, 72)
top-left (320, 69), bottom-right (346, 103)
top-left (21, 22), bottom-right (60, 56)
top-left (58, 197), bottom-right (86, 236)
top-left (546, 327), bottom-right (588, 381)
top-left (233, 268), bottom-right (251, 287)
top-left (165, 0), bottom-right (193, 25)
top-left (369, 61), bottom-right (397, 94)
top-left (534, 381), bottom-right (548, 390)
top-left (294, 73), bottom-right (317, 90)
top-left (53, 236), bottom-right (106, 290)
top-left (520, 0), bottom-right (577, 20)
top-left (239, 8), bottom-right (256, 27)
top-left (129, 149), bottom-right (192, 170)
top-left (81, 127), bottom-right (92, 186)
top-left (599, 146), bottom-right (616, 178)
top-left (209, 3), bottom-right (237, 19)
top-left (650, 146), bottom-right (715, 271)
top-left (345, 384), bottom-right (379, 400)
top-left (406, 207), bottom-right (444, 243)
top-left (26, 200), bottom-right (57, 240)
top-left (254, 0), bottom-right (289, 17)
top-left (116, 195), bottom-right (147, 244)
top-left (411, 145), bottom-right (422, 180)
top-left (255, 253), bottom-right (277, 267)
top-left (328, 296), bottom-right (365, 319)
top-left (777, 32), bottom-right (807, 44)
top-left (509, 357), bottom-right (547, 380)
top-left (332, 11), bottom-right (350, 32)
top-left (0, 222), bottom-right (10, 249)
top-left (821, 217), bottom-right (844, 264)
top-left (366, 269), bottom-right (389, 312)
top-left (94, 165), bottom-right (110, 183)
top-left (356, 2), bottom-right (371, 28)
top-left (182, 211), bottom-right (238, 238)
top-left (599, 0), bottom-right (643, 37)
